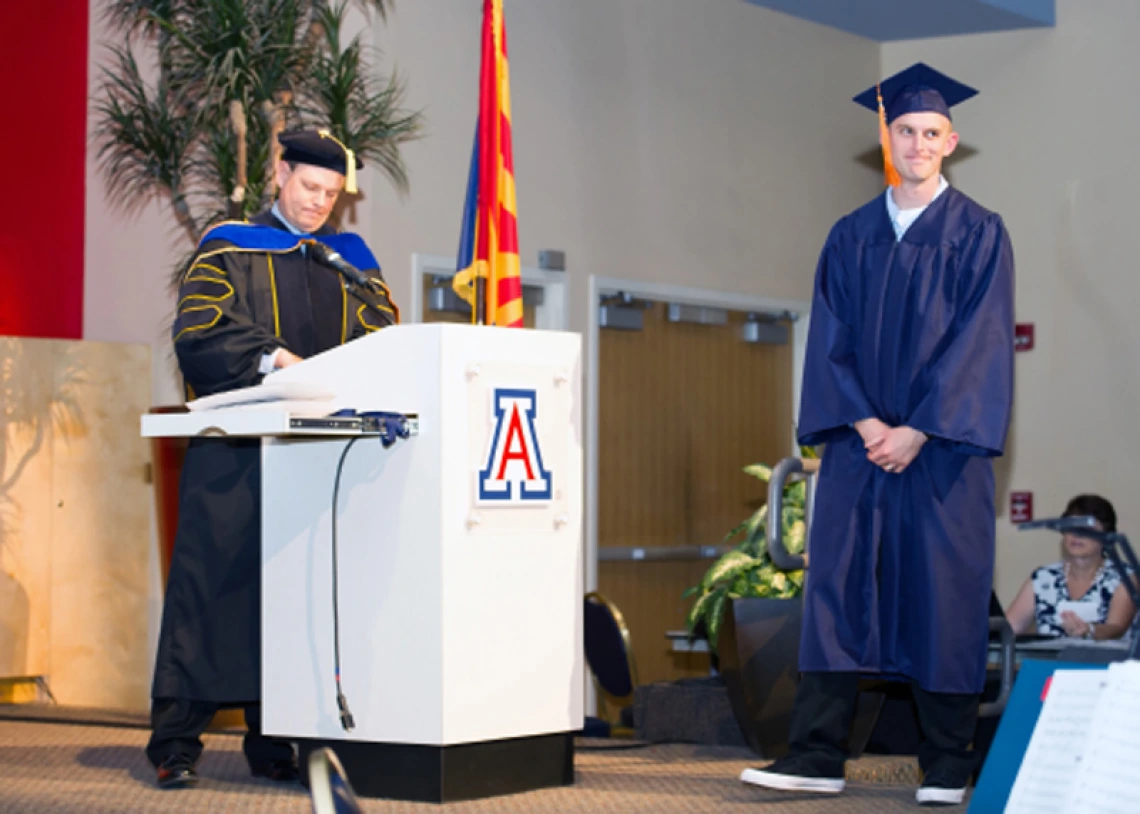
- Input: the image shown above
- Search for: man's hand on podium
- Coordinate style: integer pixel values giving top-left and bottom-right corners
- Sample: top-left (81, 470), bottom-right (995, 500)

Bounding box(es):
top-left (275, 348), bottom-right (303, 369)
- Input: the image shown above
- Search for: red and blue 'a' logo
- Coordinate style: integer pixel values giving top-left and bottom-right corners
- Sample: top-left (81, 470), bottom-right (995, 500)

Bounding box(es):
top-left (479, 388), bottom-right (552, 503)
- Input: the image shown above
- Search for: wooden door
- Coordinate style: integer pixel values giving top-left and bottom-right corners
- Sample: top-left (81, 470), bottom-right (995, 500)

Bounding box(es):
top-left (597, 301), bottom-right (794, 685)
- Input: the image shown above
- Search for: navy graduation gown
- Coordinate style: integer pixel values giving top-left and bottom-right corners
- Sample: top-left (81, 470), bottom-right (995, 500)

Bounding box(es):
top-left (797, 187), bottom-right (1014, 694)
top-left (152, 212), bottom-right (396, 703)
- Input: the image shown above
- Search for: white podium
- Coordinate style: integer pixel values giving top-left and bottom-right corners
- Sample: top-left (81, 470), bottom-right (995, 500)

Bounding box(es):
top-left (142, 324), bottom-right (584, 801)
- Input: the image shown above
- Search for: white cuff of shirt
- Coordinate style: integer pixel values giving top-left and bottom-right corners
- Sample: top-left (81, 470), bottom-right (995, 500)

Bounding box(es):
top-left (259, 348), bottom-right (283, 375)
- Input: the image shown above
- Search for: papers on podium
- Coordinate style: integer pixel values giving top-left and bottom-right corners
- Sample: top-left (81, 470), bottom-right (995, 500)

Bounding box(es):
top-left (142, 380), bottom-right (345, 438)
top-left (187, 379), bottom-right (335, 413)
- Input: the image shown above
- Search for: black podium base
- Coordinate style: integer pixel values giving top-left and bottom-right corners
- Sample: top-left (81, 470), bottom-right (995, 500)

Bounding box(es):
top-left (295, 731), bottom-right (574, 802)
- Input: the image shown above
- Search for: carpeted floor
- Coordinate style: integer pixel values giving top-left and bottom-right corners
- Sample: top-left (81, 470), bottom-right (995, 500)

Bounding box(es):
top-left (0, 718), bottom-right (961, 813)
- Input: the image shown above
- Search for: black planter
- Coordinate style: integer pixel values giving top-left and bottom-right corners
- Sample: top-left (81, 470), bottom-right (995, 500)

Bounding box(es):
top-left (719, 596), bottom-right (893, 760)
top-left (718, 597), bottom-right (803, 759)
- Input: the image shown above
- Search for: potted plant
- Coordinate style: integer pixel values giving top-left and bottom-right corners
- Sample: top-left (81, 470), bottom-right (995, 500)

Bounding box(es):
top-left (683, 457), bottom-right (810, 649)
top-left (683, 453), bottom-right (813, 758)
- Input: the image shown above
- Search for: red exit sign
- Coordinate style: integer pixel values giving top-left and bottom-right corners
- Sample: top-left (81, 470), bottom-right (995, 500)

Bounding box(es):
top-left (1010, 491), bottom-right (1033, 523)
top-left (1015, 323), bottom-right (1034, 352)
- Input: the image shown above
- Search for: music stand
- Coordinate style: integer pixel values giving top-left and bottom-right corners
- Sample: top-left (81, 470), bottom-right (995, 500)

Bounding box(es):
top-left (1019, 516), bottom-right (1140, 659)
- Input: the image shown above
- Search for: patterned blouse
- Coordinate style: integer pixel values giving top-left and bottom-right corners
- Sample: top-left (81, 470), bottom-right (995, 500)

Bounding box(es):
top-left (1031, 560), bottom-right (1124, 636)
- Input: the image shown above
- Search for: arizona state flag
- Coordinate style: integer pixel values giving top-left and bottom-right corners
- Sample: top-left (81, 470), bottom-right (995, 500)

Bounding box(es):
top-left (453, 0), bottom-right (523, 327)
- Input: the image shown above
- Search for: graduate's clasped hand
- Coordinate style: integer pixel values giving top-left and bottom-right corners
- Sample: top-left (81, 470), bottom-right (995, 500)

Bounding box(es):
top-left (855, 418), bottom-right (927, 474)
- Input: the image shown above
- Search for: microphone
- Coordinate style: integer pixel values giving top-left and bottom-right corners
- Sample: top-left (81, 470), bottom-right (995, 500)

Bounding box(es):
top-left (308, 241), bottom-right (376, 290)
top-left (1018, 515), bottom-right (1101, 534)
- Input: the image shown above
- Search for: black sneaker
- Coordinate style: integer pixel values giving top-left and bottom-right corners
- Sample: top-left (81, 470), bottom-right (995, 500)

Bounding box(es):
top-left (916, 771), bottom-right (967, 806)
top-left (740, 754), bottom-right (845, 794)
top-left (251, 758), bottom-right (300, 783)
top-left (156, 754), bottom-right (198, 790)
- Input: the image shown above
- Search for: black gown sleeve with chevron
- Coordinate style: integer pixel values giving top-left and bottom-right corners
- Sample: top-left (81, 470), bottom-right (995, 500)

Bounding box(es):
top-left (152, 210), bottom-right (398, 703)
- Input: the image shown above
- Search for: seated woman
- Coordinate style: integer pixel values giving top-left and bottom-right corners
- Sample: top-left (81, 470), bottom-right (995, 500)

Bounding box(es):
top-left (1005, 494), bottom-right (1136, 640)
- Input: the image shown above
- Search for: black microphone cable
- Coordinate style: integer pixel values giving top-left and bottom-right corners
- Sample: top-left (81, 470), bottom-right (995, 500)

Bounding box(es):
top-left (330, 437), bottom-right (362, 732)
top-left (328, 413), bottom-right (410, 732)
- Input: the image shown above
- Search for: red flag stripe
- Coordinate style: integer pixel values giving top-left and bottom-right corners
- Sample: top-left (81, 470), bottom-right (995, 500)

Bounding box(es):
top-left (498, 211), bottom-right (519, 254)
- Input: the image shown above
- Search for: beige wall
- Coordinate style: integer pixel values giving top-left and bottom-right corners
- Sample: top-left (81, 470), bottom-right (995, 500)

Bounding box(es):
top-left (365, 0), bottom-right (880, 335)
top-left (0, 338), bottom-right (152, 711)
top-left (884, 0), bottom-right (1140, 605)
top-left (84, 8), bottom-right (183, 409)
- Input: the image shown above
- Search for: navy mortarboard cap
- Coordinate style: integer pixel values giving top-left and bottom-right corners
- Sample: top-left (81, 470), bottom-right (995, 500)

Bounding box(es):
top-left (852, 63), bottom-right (977, 187)
top-left (278, 128), bottom-right (363, 193)
top-left (852, 62), bottom-right (978, 125)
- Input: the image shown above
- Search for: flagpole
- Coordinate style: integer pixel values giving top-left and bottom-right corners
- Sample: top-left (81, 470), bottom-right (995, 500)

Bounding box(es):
top-left (475, 277), bottom-right (486, 325)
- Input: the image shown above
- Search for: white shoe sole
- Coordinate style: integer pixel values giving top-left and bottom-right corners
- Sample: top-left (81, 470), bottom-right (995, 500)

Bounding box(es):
top-left (740, 767), bottom-right (845, 794)
top-left (916, 786), bottom-right (965, 805)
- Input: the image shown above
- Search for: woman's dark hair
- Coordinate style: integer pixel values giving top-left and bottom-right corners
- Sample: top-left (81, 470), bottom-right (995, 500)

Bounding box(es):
top-left (1062, 494), bottom-right (1117, 533)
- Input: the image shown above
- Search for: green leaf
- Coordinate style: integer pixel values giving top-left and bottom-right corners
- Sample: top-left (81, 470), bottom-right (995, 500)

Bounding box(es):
top-left (701, 550), bottom-right (760, 590)
top-left (722, 517), bottom-right (750, 545)
top-left (685, 587), bottom-right (716, 633)
top-left (729, 571), bottom-right (757, 598)
top-left (740, 504), bottom-right (769, 557)
top-left (785, 519), bottom-right (806, 555)
top-left (704, 587), bottom-right (729, 654)
top-left (786, 478), bottom-right (806, 508)
top-left (743, 463), bottom-right (773, 482)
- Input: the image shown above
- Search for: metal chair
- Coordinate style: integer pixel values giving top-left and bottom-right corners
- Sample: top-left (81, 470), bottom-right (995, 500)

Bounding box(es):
top-left (583, 591), bottom-right (638, 737)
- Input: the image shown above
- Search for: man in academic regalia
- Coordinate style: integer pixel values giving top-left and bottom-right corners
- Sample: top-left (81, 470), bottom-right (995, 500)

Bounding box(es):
top-left (741, 64), bottom-right (1014, 806)
top-left (146, 129), bottom-right (399, 789)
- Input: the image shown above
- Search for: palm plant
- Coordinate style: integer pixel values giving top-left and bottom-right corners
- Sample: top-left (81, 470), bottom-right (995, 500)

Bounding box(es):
top-left (683, 451), bottom-right (815, 653)
top-left (94, 0), bottom-right (423, 257)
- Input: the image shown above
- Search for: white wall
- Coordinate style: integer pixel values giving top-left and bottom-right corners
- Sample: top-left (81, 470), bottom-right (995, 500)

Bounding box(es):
top-left (884, 0), bottom-right (1140, 604)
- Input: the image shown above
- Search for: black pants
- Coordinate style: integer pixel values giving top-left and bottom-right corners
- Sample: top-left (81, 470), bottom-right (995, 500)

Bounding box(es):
top-left (146, 698), bottom-right (295, 770)
top-left (787, 672), bottom-right (980, 783)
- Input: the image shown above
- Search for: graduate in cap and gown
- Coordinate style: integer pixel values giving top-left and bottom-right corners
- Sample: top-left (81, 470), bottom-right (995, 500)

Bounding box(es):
top-left (740, 64), bottom-right (1014, 806)
top-left (146, 129), bottom-right (398, 789)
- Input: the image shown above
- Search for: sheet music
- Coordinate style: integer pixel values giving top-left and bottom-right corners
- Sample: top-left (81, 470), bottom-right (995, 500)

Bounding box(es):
top-left (1060, 660), bottom-right (1140, 813)
top-left (1004, 669), bottom-right (1108, 814)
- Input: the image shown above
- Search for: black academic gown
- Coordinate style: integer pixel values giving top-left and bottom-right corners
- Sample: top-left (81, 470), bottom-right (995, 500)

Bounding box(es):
top-left (151, 211), bottom-right (397, 703)
top-left (796, 187), bottom-right (1014, 695)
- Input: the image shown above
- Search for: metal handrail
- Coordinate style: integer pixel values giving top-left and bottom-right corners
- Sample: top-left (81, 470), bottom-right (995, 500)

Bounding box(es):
top-left (766, 456), bottom-right (818, 570)
top-left (980, 617), bottom-right (1015, 717)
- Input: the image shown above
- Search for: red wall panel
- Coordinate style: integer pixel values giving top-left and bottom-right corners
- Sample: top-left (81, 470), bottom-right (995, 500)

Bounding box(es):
top-left (0, 2), bottom-right (88, 339)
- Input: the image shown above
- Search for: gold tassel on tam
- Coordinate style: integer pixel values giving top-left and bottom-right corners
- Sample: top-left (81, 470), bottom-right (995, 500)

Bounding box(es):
top-left (343, 147), bottom-right (357, 194)
top-left (318, 129), bottom-right (358, 194)
top-left (877, 84), bottom-right (902, 187)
